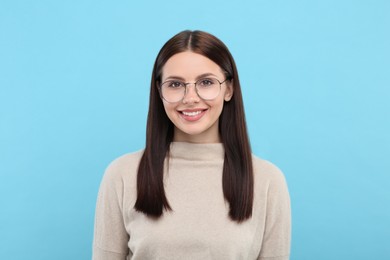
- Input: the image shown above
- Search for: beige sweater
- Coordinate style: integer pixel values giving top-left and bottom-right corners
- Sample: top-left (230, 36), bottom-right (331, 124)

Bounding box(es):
top-left (93, 142), bottom-right (291, 260)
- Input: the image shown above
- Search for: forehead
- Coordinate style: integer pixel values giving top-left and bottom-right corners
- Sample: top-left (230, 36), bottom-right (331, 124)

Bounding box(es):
top-left (162, 51), bottom-right (224, 80)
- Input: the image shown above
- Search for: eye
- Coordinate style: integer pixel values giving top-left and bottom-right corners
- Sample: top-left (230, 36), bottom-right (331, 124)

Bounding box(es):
top-left (167, 81), bottom-right (184, 88)
top-left (198, 78), bottom-right (216, 87)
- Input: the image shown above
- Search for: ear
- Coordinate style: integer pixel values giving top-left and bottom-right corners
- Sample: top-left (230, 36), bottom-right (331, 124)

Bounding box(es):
top-left (224, 79), bottom-right (234, 101)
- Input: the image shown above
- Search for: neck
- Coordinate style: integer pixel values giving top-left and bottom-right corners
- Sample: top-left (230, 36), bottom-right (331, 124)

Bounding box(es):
top-left (173, 130), bottom-right (221, 143)
top-left (169, 141), bottom-right (225, 161)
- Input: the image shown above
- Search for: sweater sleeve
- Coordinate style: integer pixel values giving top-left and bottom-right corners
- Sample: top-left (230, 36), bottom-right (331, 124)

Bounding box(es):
top-left (258, 164), bottom-right (291, 260)
top-left (92, 159), bottom-right (130, 260)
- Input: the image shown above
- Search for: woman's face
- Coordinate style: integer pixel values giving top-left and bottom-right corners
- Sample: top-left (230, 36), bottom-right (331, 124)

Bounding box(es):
top-left (160, 51), bottom-right (233, 143)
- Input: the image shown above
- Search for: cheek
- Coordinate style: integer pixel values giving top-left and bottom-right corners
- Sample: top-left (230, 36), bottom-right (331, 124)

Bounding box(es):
top-left (162, 102), bottom-right (176, 120)
top-left (208, 98), bottom-right (225, 115)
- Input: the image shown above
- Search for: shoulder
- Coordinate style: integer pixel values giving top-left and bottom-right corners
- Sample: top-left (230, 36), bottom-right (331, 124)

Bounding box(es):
top-left (106, 149), bottom-right (144, 173)
top-left (251, 155), bottom-right (290, 217)
top-left (251, 154), bottom-right (288, 189)
top-left (252, 155), bottom-right (285, 181)
top-left (101, 149), bottom-right (144, 185)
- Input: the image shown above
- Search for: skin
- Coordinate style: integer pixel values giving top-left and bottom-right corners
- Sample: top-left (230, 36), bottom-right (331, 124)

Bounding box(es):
top-left (161, 51), bottom-right (233, 143)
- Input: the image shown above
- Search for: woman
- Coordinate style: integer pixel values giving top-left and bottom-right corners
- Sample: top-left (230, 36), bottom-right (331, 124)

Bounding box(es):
top-left (93, 30), bottom-right (291, 260)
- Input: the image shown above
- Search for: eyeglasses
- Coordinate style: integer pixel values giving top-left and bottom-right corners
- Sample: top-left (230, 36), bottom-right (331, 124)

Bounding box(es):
top-left (159, 77), bottom-right (229, 103)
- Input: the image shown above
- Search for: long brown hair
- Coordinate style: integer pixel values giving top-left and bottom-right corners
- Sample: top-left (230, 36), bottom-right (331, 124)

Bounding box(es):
top-left (135, 30), bottom-right (253, 222)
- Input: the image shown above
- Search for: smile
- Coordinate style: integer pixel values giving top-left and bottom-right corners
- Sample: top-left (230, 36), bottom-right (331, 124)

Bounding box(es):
top-left (179, 109), bottom-right (207, 122)
top-left (182, 111), bottom-right (202, 116)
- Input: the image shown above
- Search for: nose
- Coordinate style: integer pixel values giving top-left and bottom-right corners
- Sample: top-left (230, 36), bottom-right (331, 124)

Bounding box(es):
top-left (182, 83), bottom-right (200, 104)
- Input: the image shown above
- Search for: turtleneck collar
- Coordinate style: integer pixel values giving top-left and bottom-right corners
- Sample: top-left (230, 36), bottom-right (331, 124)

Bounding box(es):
top-left (169, 142), bottom-right (225, 161)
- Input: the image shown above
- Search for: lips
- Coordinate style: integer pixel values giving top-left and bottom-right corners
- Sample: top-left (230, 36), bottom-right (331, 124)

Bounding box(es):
top-left (179, 109), bottom-right (207, 121)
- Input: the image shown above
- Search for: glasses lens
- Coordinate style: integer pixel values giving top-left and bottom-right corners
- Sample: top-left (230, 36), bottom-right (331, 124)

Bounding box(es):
top-left (196, 78), bottom-right (221, 100)
top-left (161, 81), bottom-right (185, 102)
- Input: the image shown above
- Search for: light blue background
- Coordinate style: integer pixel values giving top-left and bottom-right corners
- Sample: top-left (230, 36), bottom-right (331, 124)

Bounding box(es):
top-left (1, 0), bottom-right (389, 259)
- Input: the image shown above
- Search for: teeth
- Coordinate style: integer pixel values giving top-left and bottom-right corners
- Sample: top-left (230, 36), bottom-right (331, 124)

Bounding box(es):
top-left (182, 111), bottom-right (202, 116)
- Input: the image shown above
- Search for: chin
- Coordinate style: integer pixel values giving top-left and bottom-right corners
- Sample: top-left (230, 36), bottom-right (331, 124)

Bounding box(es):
top-left (174, 123), bottom-right (220, 142)
top-left (179, 129), bottom-right (205, 136)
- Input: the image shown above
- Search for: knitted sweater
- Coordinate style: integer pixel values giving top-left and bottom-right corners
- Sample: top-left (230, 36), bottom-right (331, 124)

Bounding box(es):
top-left (93, 142), bottom-right (291, 260)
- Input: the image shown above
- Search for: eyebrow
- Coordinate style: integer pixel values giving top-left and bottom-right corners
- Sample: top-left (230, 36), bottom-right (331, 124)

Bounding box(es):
top-left (163, 73), bottom-right (218, 82)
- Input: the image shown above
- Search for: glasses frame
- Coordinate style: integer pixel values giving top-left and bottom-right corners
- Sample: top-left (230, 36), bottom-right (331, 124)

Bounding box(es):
top-left (159, 77), bottom-right (229, 103)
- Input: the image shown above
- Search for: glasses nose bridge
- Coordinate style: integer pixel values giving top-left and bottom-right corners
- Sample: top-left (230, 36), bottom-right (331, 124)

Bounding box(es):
top-left (183, 81), bottom-right (198, 96)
